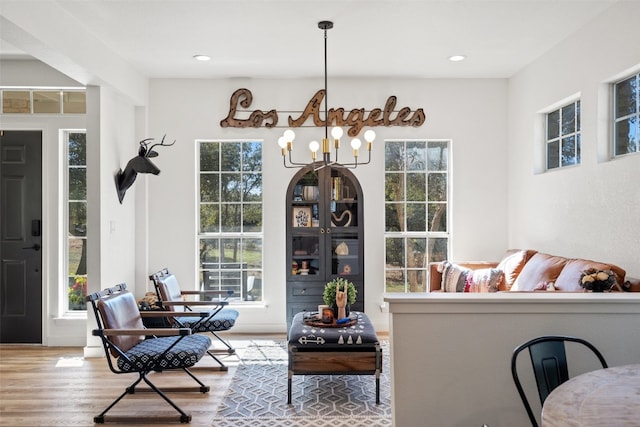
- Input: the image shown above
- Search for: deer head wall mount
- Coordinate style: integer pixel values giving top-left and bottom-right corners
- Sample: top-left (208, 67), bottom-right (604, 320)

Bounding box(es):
top-left (115, 135), bottom-right (175, 203)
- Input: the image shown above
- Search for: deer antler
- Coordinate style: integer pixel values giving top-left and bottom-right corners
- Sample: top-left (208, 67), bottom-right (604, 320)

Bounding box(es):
top-left (145, 134), bottom-right (176, 157)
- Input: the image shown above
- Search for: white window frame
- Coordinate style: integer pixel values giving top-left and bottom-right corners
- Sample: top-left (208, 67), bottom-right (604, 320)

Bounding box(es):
top-left (545, 99), bottom-right (581, 171)
top-left (383, 139), bottom-right (450, 293)
top-left (613, 72), bottom-right (640, 157)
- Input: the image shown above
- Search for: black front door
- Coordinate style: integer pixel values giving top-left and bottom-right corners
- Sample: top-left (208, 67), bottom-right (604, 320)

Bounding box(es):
top-left (0, 130), bottom-right (43, 343)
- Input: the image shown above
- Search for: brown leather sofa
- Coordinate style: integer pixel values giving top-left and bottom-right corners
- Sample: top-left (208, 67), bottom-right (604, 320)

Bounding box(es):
top-left (429, 249), bottom-right (640, 292)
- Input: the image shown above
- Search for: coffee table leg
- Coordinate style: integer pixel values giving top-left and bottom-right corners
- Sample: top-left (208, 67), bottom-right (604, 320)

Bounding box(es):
top-left (288, 370), bottom-right (292, 404)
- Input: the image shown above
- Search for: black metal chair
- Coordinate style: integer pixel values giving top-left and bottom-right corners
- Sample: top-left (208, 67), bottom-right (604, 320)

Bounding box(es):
top-left (511, 335), bottom-right (608, 427)
top-left (149, 268), bottom-right (239, 370)
top-left (87, 283), bottom-right (211, 424)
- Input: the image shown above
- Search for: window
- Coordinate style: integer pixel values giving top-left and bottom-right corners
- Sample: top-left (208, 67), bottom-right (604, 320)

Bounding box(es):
top-left (546, 100), bottom-right (581, 170)
top-left (384, 140), bottom-right (449, 293)
top-left (614, 72), bottom-right (640, 156)
top-left (1, 89), bottom-right (86, 114)
top-left (65, 131), bottom-right (87, 311)
top-left (198, 140), bottom-right (263, 302)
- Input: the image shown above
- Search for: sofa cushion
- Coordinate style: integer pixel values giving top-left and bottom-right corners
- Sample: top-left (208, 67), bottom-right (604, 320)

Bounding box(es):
top-left (555, 259), bottom-right (626, 291)
top-left (512, 253), bottom-right (568, 291)
top-left (496, 249), bottom-right (538, 290)
top-left (440, 261), bottom-right (503, 292)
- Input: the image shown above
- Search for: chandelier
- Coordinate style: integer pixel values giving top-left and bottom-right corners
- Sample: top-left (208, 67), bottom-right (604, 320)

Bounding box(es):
top-left (277, 21), bottom-right (375, 169)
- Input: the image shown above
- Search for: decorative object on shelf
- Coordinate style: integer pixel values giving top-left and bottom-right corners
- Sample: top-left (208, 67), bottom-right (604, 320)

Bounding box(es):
top-left (580, 268), bottom-right (616, 292)
top-left (323, 277), bottom-right (357, 319)
top-left (303, 185), bottom-right (319, 200)
top-left (335, 241), bottom-right (349, 256)
top-left (115, 135), bottom-right (175, 203)
top-left (292, 206), bottom-right (312, 227)
top-left (277, 21), bottom-right (376, 170)
top-left (331, 210), bottom-right (352, 227)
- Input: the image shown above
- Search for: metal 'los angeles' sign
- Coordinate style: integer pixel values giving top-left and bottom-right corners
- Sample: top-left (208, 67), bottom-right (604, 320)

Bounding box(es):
top-left (220, 88), bottom-right (425, 137)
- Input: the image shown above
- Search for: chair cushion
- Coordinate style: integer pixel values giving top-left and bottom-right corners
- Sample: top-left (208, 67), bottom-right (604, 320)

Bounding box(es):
top-left (155, 274), bottom-right (187, 313)
top-left (555, 259), bottom-right (626, 291)
top-left (512, 253), bottom-right (568, 291)
top-left (117, 334), bottom-right (211, 372)
top-left (496, 249), bottom-right (538, 290)
top-left (98, 291), bottom-right (145, 356)
top-left (178, 308), bottom-right (239, 332)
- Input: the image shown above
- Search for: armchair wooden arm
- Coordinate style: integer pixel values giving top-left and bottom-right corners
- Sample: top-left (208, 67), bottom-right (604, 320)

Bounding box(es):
top-left (94, 328), bottom-right (192, 337)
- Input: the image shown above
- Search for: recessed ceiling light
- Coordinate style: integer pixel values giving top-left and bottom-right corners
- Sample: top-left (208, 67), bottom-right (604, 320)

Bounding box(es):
top-left (193, 54), bottom-right (211, 62)
top-left (448, 55), bottom-right (466, 62)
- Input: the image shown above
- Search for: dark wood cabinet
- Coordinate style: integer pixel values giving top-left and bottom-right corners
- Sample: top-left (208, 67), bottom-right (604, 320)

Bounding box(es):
top-left (285, 165), bottom-right (364, 327)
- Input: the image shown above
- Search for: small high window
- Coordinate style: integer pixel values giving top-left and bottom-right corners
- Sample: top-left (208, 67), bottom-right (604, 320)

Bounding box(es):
top-left (546, 100), bottom-right (581, 170)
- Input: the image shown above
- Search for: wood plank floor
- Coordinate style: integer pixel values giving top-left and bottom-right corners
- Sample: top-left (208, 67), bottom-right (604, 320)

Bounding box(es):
top-left (0, 334), bottom-right (285, 427)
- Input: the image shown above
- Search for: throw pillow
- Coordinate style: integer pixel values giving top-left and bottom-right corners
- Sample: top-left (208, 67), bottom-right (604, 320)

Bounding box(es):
top-left (439, 262), bottom-right (503, 292)
top-left (440, 261), bottom-right (471, 292)
top-left (467, 268), bottom-right (505, 292)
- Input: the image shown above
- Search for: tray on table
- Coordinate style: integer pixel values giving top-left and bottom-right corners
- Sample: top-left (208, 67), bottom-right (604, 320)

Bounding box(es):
top-left (302, 311), bottom-right (358, 328)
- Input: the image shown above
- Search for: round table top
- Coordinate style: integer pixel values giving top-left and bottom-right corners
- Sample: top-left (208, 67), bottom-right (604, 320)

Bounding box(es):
top-left (541, 364), bottom-right (640, 427)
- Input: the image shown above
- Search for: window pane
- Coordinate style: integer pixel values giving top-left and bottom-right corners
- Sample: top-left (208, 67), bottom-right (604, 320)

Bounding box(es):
top-left (242, 141), bottom-right (262, 172)
top-left (385, 269), bottom-right (405, 293)
top-left (243, 204), bottom-right (262, 232)
top-left (547, 110), bottom-right (560, 139)
top-left (220, 204), bottom-right (241, 232)
top-left (200, 142), bottom-right (219, 171)
top-left (385, 237), bottom-right (405, 267)
top-left (200, 174), bottom-right (219, 202)
top-left (427, 173), bottom-right (447, 201)
top-left (221, 142), bottom-right (241, 171)
top-left (69, 168), bottom-right (86, 200)
top-left (243, 173), bottom-right (262, 202)
top-left (385, 173), bottom-right (404, 202)
top-left (561, 103), bottom-right (576, 135)
top-left (427, 141), bottom-right (448, 171)
top-left (68, 133), bottom-right (86, 165)
top-left (406, 141), bottom-right (426, 171)
top-left (407, 238), bottom-right (427, 268)
top-left (221, 173), bottom-right (241, 202)
top-left (428, 203), bottom-right (447, 232)
top-left (561, 136), bottom-right (577, 166)
top-left (614, 117), bottom-right (639, 155)
top-left (200, 204), bottom-right (219, 233)
top-left (62, 91), bottom-right (86, 113)
top-left (615, 75), bottom-right (638, 118)
top-left (406, 203), bottom-right (426, 232)
top-left (68, 275), bottom-right (87, 310)
top-left (68, 238), bottom-right (86, 274)
top-left (385, 142), bottom-right (405, 171)
top-left (385, 203), bottom-right (404, 232)
top-left (69, 202), bottom-right (86, 236)
top-left (33, 91), bottom-right (60, 113)
top-left (242, 238), bottom-right (262, 269)
top-left (2, 90), bottom-right (30, 113)
top-left (200, 238), bottom-right (220, 265)
top-left (406, 173), bottom-right (426, 201)
top-left (428, 238), bottom-right (448, 262)
top-left (547, 140), bottom-right (560, 169)
top-left (221, 238), bottom-right (241, 262)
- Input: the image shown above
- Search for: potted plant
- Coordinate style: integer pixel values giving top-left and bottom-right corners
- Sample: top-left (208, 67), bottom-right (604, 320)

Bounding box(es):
top-left (323, 277), bottom-right (357, 318)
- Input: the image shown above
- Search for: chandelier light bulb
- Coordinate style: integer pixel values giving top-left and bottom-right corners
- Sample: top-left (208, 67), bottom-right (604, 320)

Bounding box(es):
top-left (309, 140), bottom-right (320, 153)
top-left (277, 136), bottom-right (287, 149)
top-left (331, 126), bottom-right (344, 139)
top-left (364, 129), bottom-right (376, 142)
top-left (350, 138), bottom-right (362, 150)
top-left (284, 129), bottom-right (295, 142)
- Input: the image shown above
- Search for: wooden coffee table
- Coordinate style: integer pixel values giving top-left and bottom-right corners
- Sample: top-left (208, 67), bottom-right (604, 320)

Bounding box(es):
top-left (287, 311), bottom-right (382, 404)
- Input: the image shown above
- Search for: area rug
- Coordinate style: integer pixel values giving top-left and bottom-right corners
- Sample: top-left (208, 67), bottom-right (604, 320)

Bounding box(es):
top-left (212, 340), bottom-right (391, 426)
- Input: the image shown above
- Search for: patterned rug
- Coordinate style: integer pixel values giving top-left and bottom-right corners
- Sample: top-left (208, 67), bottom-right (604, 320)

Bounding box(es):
top-left (212, 340), bottom-right (391, 426)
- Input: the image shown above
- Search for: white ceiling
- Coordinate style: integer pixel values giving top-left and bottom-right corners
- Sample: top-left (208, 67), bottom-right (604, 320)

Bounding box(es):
top-left (0, 0), bottom-right (624, 80)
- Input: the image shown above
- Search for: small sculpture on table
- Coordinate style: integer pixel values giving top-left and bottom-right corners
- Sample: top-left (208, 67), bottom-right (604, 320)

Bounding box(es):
top-left (335, 282), bottom-right (347, 320)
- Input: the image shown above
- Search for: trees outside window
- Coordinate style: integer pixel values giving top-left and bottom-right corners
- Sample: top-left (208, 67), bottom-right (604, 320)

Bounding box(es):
top-left (384, 140), bottom-right (449, 293)
top-left (198, 140), bottom-right (263, 302)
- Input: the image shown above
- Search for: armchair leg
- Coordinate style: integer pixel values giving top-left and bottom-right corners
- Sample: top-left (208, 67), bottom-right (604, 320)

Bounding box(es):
top-left (210, 331), bottom-right (236, 354)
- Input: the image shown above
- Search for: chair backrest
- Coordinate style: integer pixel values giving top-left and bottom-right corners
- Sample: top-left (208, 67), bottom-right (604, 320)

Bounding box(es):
top-left (150, 268), bottom-right (185, 313)
top-left (511, 335), bottom-right (608, 427)
top-left (88, 284), bottom-right (145, 357)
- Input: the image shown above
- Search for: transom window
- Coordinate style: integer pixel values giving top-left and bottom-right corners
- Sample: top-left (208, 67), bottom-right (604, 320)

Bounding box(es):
top-left (198, 140), bottom-right (263, 302)
top-left (384, 140), bottom-right (449, 293)
top-left (546, 100), bottom-right (581, 170)
top-left (614, 72), bottom-right (640, 156)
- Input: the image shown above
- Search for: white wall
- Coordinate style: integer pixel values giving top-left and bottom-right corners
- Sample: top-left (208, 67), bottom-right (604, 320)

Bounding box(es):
top-left (507, 2), bottom-right (640, 279)
top-left (146, 77), bottom-right (508, 332)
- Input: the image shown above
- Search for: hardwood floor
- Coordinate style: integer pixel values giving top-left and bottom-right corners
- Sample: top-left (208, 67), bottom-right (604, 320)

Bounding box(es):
top-left (0, 334), bottom-right (285, 427)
